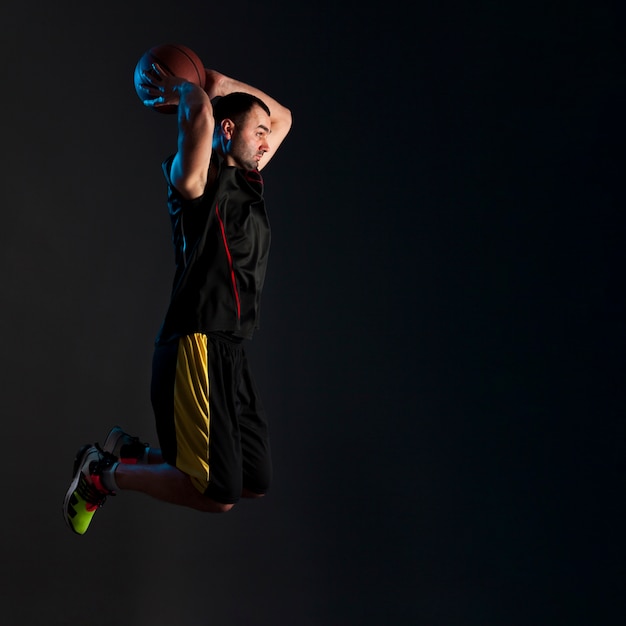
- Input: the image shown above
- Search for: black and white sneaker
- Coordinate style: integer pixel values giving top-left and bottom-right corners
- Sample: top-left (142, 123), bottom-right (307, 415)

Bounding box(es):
top-left (63, 444), bottom-right (116, 535)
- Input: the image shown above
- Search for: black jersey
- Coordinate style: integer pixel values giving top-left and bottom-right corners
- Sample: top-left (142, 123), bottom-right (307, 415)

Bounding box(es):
top-left (155, 154), bottom-right (271, 344)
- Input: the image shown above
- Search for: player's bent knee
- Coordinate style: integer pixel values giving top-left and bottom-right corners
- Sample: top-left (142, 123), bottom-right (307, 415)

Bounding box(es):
top-left (242, 488), bottom-right (265, 499)
top-left (214, 501), bottom-right (235, 513)
top-left (195, 499), bottom-right (235, 513)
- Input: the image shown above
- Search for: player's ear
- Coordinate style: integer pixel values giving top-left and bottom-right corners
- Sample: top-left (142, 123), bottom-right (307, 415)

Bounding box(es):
top-left (221, 118), bottom-right (235, 139)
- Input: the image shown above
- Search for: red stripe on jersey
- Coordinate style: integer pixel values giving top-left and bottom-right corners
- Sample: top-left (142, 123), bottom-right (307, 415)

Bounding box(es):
top-left (215, 203), bottom-right (241, 320)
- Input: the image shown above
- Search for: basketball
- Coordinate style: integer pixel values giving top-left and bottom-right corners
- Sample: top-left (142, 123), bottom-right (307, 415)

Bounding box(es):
top-left (134, 43), bottom-right (206, 113)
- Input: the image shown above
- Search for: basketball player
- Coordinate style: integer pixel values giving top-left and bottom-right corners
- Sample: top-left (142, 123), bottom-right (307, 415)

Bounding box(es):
top-left (63, 62), bottom-right (292, 534)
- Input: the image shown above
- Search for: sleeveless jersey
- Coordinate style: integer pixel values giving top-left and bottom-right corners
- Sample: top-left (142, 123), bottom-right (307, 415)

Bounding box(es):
top-left (155, 154), bottom-right (271, 344)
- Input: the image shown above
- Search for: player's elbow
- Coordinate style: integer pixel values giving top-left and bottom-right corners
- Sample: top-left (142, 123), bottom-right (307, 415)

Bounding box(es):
top-left (271, 105), bottom-right (292, 136)
top-left (281, 107), bottom-right (293, 132)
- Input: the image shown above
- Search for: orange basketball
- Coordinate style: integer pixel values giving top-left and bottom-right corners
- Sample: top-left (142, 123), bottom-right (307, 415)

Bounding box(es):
top-left (134, 43), bottom-right (206, 114)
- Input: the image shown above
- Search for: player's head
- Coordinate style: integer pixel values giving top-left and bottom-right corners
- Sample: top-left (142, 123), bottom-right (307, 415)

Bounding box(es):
top-left (212, 92), bottom-right (272, 170)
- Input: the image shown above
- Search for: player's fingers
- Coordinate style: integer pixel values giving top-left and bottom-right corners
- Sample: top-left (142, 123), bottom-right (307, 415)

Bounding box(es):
top-left (142, 96), bottom-right (166, 107)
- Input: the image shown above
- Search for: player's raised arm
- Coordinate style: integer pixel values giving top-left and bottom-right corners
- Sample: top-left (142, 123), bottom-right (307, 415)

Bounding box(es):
top-left (205, 69), bottom-right (292, 171)
top-left (169, 81), bottom-right (215, 199)
top-left (138, 62), bottom-right (215, 200)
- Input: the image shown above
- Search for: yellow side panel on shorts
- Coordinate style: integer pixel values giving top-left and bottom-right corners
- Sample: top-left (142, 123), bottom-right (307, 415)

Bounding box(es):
top-left (174, 333), bottom-right (211, 494)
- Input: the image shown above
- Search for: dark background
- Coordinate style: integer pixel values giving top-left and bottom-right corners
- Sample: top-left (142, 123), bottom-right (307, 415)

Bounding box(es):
top-left (1, 1), bottom-right (624, 624)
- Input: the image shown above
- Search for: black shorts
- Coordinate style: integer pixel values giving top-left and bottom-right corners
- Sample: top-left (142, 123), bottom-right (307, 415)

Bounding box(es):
top-left (150, 332), bottom-right (272, 504)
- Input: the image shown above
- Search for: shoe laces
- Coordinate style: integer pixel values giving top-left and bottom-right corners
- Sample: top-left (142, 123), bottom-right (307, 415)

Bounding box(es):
top-left (77, 446), bottom-right (117, 506)
top-left (76, 472), bottom-right (110, 508)
top-left (93, 444), bottom-right (118, 471)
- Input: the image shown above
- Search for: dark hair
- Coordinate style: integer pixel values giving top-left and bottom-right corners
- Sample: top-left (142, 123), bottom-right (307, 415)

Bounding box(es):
top-left (211, 92), bottom-right (271, 127)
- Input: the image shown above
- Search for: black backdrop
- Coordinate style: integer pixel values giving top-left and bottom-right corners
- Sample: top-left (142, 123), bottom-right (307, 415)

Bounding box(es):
top-left (1, 1), bottom-right (624, 624)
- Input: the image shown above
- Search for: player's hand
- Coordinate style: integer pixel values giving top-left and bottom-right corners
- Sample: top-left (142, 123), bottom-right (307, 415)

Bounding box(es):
top-left (137, 62), bottom-right (189, 110)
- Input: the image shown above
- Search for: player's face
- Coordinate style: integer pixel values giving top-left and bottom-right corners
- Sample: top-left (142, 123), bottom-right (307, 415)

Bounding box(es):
top-left (229, 105), bottom-right (271, 170)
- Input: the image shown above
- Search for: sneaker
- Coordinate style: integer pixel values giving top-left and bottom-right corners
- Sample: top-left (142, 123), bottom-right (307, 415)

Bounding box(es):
top-left (63, 444), bottom-right (116, 535)
top-left (102, 426), bottom-right (149, 464)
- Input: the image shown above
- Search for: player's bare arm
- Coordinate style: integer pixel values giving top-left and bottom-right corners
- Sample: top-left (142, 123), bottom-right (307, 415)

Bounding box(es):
top-left (139, 63), bottom-right (215, 199)
top-left (169, 82), bottom-right (215, 200)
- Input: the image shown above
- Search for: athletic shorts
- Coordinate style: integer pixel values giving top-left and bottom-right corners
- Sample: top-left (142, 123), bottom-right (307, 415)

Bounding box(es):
top-left (150, 332), bottom-right (272, 504)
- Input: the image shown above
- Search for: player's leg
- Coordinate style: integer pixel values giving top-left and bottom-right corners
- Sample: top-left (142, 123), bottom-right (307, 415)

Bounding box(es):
top-left (107, 334), bottom-right (242, 510)
top-left (63, 334), bottom-right (240, 534)
top-left (112, 461), bottom-right (234, 512)
top-left (147, 333), bottom-right (244, 507)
